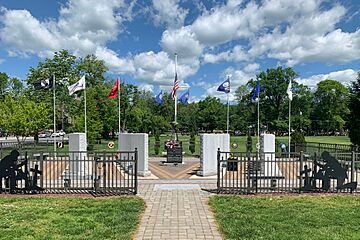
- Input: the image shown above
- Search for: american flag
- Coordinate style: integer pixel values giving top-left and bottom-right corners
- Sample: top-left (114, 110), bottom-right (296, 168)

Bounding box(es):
top-left (171, 73), bottom-right (179, 100)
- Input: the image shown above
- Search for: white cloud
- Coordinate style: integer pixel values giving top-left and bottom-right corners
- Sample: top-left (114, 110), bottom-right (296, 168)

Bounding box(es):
top-left (152, 0), bottom-right (188, 28)
top-left (132, 51), bottom-right (198, 86)
top-left (203, 45), bottom-right (248, 64)
top-left (296, 69), bottom-right (358, 88)
top-left (202, 66), bottom-right (256, 102)
top-left (0, 58), bottom-right (4, 64)
top-left (248, 4), bottom-right (360, 65)
top-left (161, 26), bottom-right (203, 59)
top-left (0, 9), bottom-right (60, 57)
top-left (95, 47), bottom-right (134, 73)
top-left (138, 83), bottom-right (154, 92)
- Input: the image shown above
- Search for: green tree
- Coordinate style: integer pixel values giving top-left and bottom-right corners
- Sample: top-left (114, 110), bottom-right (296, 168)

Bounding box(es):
top-left (0, 96), bottom-right (50, 143)
top-left (311, 80), bottom-right (349, 133)
top-left (348, 72), bottom-right (360, 145)
top-left (198, 96), bottom-right (226, 132)
top-left (250, 67), bottom-right (298, 132)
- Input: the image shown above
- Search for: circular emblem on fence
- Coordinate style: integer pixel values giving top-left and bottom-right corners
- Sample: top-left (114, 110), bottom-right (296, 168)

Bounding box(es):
top-left (57, 142), bottom-right (63, 148)
top-left (231, 142), bottom-right (238, 149)
top-left (108, 141), bottom-right (115, 149)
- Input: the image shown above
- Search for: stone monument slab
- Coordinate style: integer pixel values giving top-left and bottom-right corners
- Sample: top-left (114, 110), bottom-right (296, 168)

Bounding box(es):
top-left (197, 134), bottom-right (230, 176)
top-left (119, 133), bottom-right (150, 177)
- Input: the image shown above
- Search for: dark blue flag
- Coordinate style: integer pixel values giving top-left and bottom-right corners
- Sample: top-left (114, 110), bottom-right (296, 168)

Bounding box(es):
top-left (217, 77), bottom-right (230, 93)
top-left (178, 90), bottom-right (189, 105)
top-left (252, 80), bottom-right (260, 102)
top-left (155, 90), bottom-right (164, 104)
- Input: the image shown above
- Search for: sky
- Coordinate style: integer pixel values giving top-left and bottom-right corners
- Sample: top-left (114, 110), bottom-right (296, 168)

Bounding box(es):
top-left (0, 0), bottom-right (359, 102)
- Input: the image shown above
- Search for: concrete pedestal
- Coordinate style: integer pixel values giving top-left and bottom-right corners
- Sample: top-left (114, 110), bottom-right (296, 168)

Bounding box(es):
top-left (68, 133), bottom-right (91, 177)
top-left (119, 133), bottom-right (151, 177)
top-left (260, 133), bottom-right (282, 176)
top-left (197, 134), bottom-right (230, 176)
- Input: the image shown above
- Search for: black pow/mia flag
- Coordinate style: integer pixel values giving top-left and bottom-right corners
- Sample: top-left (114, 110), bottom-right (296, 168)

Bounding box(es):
top-left (33, 75), bottom-right (54, 90)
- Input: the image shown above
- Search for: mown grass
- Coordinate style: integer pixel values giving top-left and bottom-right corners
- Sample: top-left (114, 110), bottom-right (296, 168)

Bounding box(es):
top-left (209, 195), bottom-right (360, 240)
top-left (85, 135), bottom-right (351, 156)
top-left (0, 196), bottom-right (145, 240)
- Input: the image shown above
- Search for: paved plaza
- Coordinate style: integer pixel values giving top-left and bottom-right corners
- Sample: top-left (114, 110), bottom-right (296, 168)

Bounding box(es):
top-left (135, 182), bottom-right (222, 240)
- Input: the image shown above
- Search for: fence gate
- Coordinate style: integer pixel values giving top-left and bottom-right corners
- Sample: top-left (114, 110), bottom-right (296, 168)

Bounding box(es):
top-left (0, 150), bottom-right (137, 195)
top-left (93, 151), bottom-right (137, 195)
top-left (217, 150), bottom-right (302, 194)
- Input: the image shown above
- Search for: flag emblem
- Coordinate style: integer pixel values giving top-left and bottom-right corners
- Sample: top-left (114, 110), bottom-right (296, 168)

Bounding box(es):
top-left (171, 73), bottom-right (179, 100)
top-left (156, 90), bottom-right (164, 104)
top-left (252, 80), bottom-right (260, 102)
top-left (33, 76), bottom-right (54, 90)
top-left (108, 79), bottom-right (119, 99)
top-left (287, 80), bottom-right (293, 101)
top-left (217, 77), bottom-right (230, 93)
top-left (178, 90), bottom-right (189, 105)
top-left (68, 76), bottom-right (85, 95)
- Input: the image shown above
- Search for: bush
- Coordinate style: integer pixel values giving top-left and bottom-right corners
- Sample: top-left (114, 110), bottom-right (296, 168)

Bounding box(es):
top-left (291, 130), bottom-right (306, 143)
top-left (154, 134), bottom-right (160, 155)
top-left (246, 135), bottom-right (253, 152)
top-left (189, 132), bottom-right (196, 154)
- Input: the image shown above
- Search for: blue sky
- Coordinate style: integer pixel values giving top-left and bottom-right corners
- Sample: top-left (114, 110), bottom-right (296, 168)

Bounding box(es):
top-left (0, 0), bottom-right (359, 102)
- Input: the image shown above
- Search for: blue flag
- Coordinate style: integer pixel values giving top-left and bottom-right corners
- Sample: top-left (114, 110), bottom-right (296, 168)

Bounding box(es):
top-left (252, 80), bottom-right (260, 102)
top-left (217, 77), bottom-right (230, 93)
top-left (178, 90), bottom-right (189, 105)
top-left (155, 90), bottom-right (164, 104)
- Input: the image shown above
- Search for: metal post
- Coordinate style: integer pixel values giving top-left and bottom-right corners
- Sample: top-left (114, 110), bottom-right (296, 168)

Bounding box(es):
top-left (53, 74), bottom-right (56, 154)
top-left (288, 97), bottom-right (291, 159)
top-left (299, 151), bottom-right (304, 193)
top-left (351, 151), bottom-right (355, 184)
top-left (226, 93), bottom-right (229, 134)
top-left (174, 53), bottom-right (178, 126)
top-left (118, 79), bottom-right (121, 151)
top-left (84, 78), bottom-right (87, 149)
top-left (134, 148), bottom-right (138, 195)
top-left (217, 148), bottom-right (220, 193)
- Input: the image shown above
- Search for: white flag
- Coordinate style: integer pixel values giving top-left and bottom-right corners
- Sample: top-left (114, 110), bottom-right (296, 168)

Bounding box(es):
top-left (68, 76), bottom-right (85, 95)
top-left (287, 80), bottom-right (292, 101)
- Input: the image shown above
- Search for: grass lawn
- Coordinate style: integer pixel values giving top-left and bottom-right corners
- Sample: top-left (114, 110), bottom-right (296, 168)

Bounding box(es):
top-left (209, 195), bottom-right (360, 240)
top-left (0, 196), bottom-right (145, 240)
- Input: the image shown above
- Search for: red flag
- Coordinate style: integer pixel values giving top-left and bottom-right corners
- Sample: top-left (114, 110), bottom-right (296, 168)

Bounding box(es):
top-left (108, 78), bottom-right (119, 99)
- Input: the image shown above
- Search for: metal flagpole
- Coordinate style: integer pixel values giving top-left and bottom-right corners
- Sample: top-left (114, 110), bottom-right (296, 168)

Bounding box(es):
top-left (53, 74), bottom-right (56, 154)
top-left (118, 79), bottom-right (121, 151)
top-left (84, 77), bottom-right (87, 148)
top-left (288, 97), bottom-right (291, 158)
top-left (174, 53), bottom-right (178, 125)
top-left (257, 96), bottom-right (260, 152)
top-left (226, 93), bottom-right (229, 134)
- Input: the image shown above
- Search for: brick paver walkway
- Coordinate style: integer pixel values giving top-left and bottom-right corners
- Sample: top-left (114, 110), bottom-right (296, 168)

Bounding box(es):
top-left (135, 183), bottom-right (222, 240)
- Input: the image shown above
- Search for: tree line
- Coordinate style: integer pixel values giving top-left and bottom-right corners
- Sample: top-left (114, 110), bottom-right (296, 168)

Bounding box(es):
top-left (0, 50), bottom-right (359, 145)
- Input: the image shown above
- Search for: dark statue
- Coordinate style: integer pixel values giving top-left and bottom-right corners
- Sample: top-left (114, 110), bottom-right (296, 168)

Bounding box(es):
top-left (0, 150), bottom-right (43, 194)
top-left (301, 151), bottom-right (357, 192)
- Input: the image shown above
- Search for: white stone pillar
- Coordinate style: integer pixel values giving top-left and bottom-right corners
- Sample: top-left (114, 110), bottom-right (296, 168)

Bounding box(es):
top-left (260, 133), bottom-right (282, 176)
top-left (197, 134), bottom-right (230, 176)
top-left (119, 133), bottom-right (150, 177)
top-left (68, 133), bottom-right (89, 177)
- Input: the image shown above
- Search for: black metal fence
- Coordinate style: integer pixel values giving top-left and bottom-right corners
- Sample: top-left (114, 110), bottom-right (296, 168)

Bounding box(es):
top-left (217, 149), bottom-right (360, 194)
top-left (0, 139), bottom-right (69, 159)
top-left (292, 142), bottom-right (359, 158)
top-left (0, 150), bottom-right (137, 195)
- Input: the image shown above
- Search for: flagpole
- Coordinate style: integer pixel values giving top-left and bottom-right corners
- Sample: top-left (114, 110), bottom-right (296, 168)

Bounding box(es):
top-left (288, 97), bottom-right (291, 158)
top-left (174, 53), bottom-right (178, 142)
top-left (53, 74), bottom-right (56, 154)
top-left (257, 96), bottom-right (260, 153)
top-left (226, 93), bottom-right (229, 134)
top-left (118, 79), bottom-right (121, 151)
top-left (84, 77), bottom-right (87, 148)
